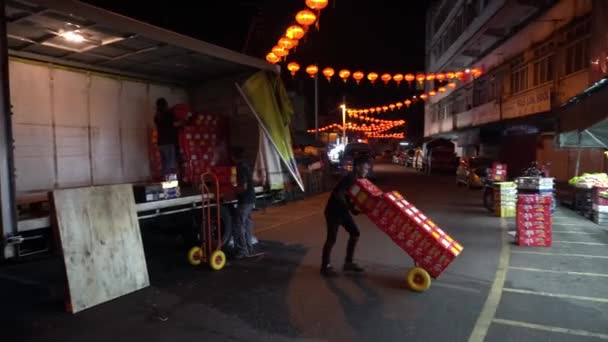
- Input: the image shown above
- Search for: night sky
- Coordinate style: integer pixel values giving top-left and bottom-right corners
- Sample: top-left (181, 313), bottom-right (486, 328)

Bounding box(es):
top-left (85, 0), bottom-right (431, 140)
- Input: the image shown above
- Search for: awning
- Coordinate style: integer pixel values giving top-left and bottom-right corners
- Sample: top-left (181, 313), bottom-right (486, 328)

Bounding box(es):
top-left (4, 0), bottom-right (278, 85)
top-left (558, 78), bottom-right (608, 148)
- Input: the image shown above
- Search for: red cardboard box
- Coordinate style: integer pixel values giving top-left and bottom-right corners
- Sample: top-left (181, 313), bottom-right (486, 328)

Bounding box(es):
top-left (347, 178), bottom-right (383, 213)
top-left (517, 211), bottom-right (552, 223)
top-left (367, 191), bottom-right (463, 278)
top-left (593, 187), bottom-right (608, 205)
top-left (518, 235), bottom-right (552, 247)
top-left (518, 194), bottom-right (553, 205)
top-left (516, 220), bottom-right (552, 230)
top-left (517, 204), bottom-right (551, 215)
top-left (518, 228), bottom-right (551, 238)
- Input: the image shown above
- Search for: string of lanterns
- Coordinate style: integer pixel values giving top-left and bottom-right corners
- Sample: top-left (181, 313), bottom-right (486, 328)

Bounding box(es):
top-left (365, 133), bottom-right (405, 139)
top-left (346, 80), bottom-right (459, 115)
top-left (265, 0), bottom-right (329, 64)
top-left (283, 62), bottom-right (483, 87)
top-left (347, 112), bottom-right (395, 124)
top-left (307, 120), bottom-right (405, 134)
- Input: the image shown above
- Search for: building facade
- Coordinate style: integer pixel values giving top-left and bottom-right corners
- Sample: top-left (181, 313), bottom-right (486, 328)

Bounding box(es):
top-left (424, 0), bottom-right (608, 181)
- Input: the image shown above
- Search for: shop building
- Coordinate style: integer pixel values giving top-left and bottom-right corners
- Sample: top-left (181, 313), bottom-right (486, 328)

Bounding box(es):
top-left (424, 0), bottom-right (607, 181)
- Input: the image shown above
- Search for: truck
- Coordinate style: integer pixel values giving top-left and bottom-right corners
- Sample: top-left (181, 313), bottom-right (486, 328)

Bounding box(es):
top-left (421, 138), bottom-right (459, 174)
top-left (0, 0), bottom-right (303, 261)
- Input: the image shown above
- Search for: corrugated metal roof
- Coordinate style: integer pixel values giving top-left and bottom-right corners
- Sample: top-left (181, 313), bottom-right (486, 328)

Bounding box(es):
top-left (4, 0), bottom-right (278, 85)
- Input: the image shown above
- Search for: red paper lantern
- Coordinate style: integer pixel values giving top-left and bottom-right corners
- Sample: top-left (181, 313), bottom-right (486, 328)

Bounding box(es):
top-left (367, 72), bottom-right (379, 84)
top-left (286, 25), bottom-right (305, 40)
top-left (287, 62), bottom-right (300, 77)
top-left (393, 73), bottom-right (404, 86)
top-left (296, 10), bottom-right (317, 26)
top-left (322, 67), bottom-right (335, 81)
top-left (339, 69), bottom-right (351, 82)
top-left (416, 73), bottom-right (426, 85)
top-left (306, 65), bottom-right (318, 78)
top-left (381, 73), bottom-right (392, 85)
top-left (306, 0), bottom-right (329, 10)
top-left (266, 52), bottom-right (280, 64)
top-left (353, 71), bottom-right (364, 84)
top-left (405, 73), bottom-right (415, 86)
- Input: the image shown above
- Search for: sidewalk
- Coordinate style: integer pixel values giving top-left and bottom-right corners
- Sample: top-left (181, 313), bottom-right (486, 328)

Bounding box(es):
top-left (478, 206), bottom-right (608, 342)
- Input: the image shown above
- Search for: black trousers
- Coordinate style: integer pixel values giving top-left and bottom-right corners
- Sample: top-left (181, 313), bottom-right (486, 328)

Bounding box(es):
top-left (322, 210), bottom-right (360, 267)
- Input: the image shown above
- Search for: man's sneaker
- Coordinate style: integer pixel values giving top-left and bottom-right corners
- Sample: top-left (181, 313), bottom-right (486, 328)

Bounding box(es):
top-left (320, 265), bottom-right (338, 277)
top-left (343, 262), bottom-right (365, 273)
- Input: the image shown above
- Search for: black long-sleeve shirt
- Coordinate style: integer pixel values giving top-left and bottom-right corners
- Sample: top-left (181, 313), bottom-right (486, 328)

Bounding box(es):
top-left (325, 173), bottom-right (357, 215)
top-left (154, 109), bottom-right (178, 146)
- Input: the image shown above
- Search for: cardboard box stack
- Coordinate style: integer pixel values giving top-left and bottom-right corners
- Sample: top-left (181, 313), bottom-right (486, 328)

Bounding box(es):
top-left (490, 162), bottom-right (507, 182)
top-left (494, 182), bottom-right (517, 217)
top-left (591, 187), bottom-right (608, 224)
top-left (348, 179), bottom-right (463, 278)
top-left (516, 194), bottom-right (553, 247)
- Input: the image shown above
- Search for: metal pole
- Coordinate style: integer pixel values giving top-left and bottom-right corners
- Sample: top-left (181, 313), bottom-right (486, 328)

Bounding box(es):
top-left (0, 0), bottom-right (19, 260)
top-left (341, 96), bottom-right (346, 144)
top-left (314, 73), bottom-right (318, 141)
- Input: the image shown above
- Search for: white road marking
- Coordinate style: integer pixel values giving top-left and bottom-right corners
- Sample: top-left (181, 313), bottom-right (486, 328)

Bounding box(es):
top-left (432, 281), bottom-right (482, 294)
top-left (257, 210), bottom-right (323, 234)
top-left (511, 251), bottom-right (608, 259)
top-left (552, 230), bottom-right (603, 234)
top-left (508, 266), bottom-right (608, 278)
top-left (503, 288), bottom-right (608, 303)
top-left (493, 318), bottom-right (608, 340)
top-left (467, 218), bottom-right (510, 342)
top-left (551, 222), bottom-right (585, 226)
top-left (553, 240), bottom-right (608, 246)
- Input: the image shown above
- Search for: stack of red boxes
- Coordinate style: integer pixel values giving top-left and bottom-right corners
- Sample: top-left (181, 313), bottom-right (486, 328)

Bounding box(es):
top-left (178, 114), bottom-right (220, 184)
top-left (490, 162), bottom-right (507, 182)
top-left (210, 166), bottom-right (237, 193)
top-left (516, 194), bottom-right (553, 247)
top-left (348, 179), bottom-right (463, 278)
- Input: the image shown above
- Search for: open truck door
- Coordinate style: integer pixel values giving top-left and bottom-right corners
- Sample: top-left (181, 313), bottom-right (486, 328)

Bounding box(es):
top-left (0, 0), bottom-right (18, 261)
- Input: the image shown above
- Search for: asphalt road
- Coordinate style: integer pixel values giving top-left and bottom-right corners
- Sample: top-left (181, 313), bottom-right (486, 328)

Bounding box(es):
top-left (1, 163), bottom-right (607, 341)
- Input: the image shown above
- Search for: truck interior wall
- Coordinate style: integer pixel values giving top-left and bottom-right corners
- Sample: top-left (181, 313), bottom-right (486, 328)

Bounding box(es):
top-left (190, 76), bottom-right (260, 164)
top-left (9, 59), bottom-right (188, 193)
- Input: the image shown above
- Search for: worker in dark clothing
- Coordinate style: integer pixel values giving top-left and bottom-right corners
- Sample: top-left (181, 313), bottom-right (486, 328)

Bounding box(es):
top-left (231, 147), bottom-right (256, 258)
top-left (154, 98), bottom-right (180, 179)
top-left (321, 155), bottom-right (371, 277)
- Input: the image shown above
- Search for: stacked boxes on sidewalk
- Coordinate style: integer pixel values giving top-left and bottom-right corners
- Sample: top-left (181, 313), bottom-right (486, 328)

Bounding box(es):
top-left (591, 187), bottom-right (608, 224)
top-left (516, 194), bottom-right (553, 247)
top-left (494, 182), bottom-right (517, 217)
top-left (490, 163), bottom-right (507, 182)
top-left (348, 179), bottom-right (463, 278)
top-left (515, 177), bottom-right (555, 247)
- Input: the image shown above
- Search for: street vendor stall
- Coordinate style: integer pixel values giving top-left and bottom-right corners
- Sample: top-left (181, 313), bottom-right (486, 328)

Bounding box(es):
top-left (558, 77), bottom-right (608, 222)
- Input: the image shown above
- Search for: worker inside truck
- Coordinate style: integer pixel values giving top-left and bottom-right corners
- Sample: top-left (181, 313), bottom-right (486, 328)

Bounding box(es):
top-left (154, 98), bottom-right (183, 179)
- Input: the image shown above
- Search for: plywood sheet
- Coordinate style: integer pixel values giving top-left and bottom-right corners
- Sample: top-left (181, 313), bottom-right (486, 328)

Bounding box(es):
top-left (52, 184), bottom-right (149, 313)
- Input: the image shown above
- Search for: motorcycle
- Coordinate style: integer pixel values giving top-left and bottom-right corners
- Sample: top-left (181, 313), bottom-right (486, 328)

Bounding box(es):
top-left (521, 162), bottom-right (557, 213)
top-left (482, 162), bottom-right (557, 213)
top-left (482, 170), bottom-right (495, 212)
